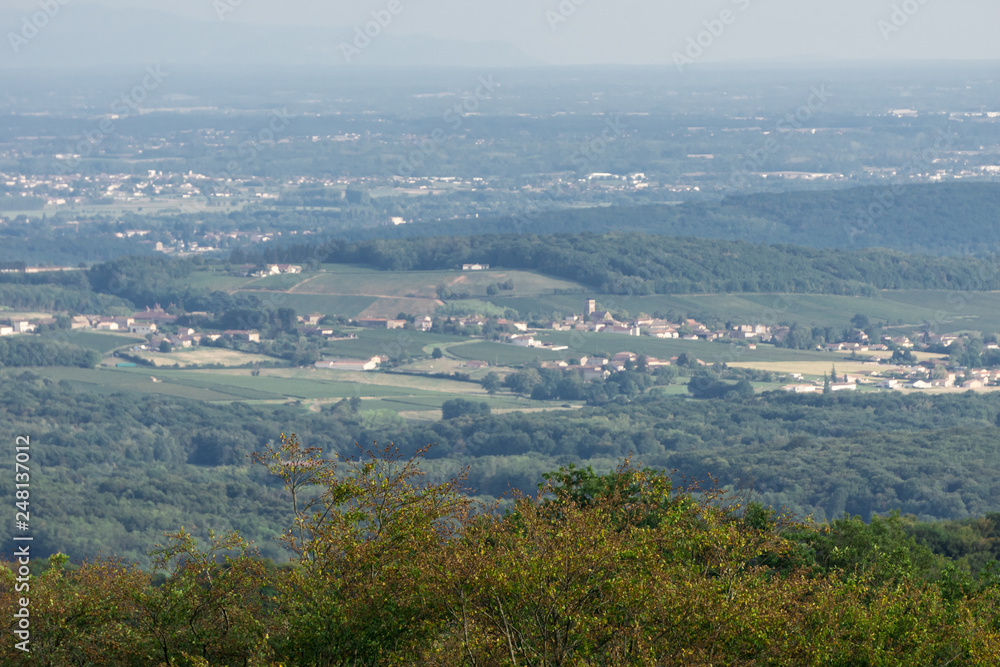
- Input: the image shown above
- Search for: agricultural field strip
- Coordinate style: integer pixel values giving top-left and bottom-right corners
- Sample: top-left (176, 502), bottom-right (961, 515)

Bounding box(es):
top-left (131, 349), bottom-right (282, 368)
top-left (33, 366), bottom-right (486, 405)
top-left (236, 268), bottom-right (586, 299)
top-left (35, 368), bottom-right (251, 402)
top-left (118, 367), bottom-right (489, 402)
top-left (48, 331), bottom-right (146, 354)
top-left (234, 293), bottom-right (379, 318)
top-left (144, 374), bottom-right (458, 400)
top-left (262, 367), bottom-right (488, 394)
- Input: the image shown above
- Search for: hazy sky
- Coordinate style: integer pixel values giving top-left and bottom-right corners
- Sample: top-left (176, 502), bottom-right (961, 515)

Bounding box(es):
top-left (6, 0), bottom-right (1000, 66)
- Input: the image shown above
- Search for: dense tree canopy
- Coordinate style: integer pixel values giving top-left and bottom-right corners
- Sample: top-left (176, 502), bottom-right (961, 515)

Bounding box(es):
top-left (5, 440), bottom-right (1000, 665)
top-left (241, 232), bottom-right (1000, 296)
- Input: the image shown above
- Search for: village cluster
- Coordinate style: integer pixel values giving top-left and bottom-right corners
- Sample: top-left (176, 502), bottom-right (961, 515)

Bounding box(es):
top-left (3, 284), bottom-right (997, 392)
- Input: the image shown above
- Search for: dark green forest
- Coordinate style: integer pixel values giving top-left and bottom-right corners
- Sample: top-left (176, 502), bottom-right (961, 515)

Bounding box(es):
top-left (242, 231), bottom-right (1000, 296)
top-left (0, 255), bottom-right (250, 313)
top-left (11, 447), bottom-right (1000, 665)
top-left (16, 233), bottom-right (1000, 323)
top-left (326, 182), bottom-right (1000, 256)
top-left (0, 338), bottom-right (99, 368)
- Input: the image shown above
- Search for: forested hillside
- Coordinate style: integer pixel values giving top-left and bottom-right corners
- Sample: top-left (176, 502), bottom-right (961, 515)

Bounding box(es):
top-left (0, 255), bottom-right (256, 312)
top-left (323, 182), bottom-right (1000, 256)
top-left (8, 374), bottom-right (1000, 566)
top-left (13, 226), bottom-right (1000, 313)
top-left (243, 232), bottom-right (1000, 296)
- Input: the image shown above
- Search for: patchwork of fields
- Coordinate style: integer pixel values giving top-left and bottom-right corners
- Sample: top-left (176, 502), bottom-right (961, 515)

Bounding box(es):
top-left (34, 364), bottom-right (558, 418)
top-left (190, 265), bottom-right (1000, 335)
top-left (224, 266), bottom-right (587, 318)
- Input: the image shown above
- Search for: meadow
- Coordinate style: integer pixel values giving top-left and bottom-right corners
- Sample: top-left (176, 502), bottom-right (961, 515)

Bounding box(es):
top-left (218, 265), bottom-right (588, 318)
top-left (321, 329), bottom-right (469, 359)
top-left (129, 348), bottom-right (281, 368)
top-left (42, 330), bottom-right (146, 354)
top-left (33, 363), bottom-right (565, 418)
top-left (447, 341), bottom-right (569, 365)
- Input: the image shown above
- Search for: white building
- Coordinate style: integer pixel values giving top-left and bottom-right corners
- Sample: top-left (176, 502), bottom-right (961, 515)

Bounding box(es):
top-left (315, 356), bottom-right (381, 372)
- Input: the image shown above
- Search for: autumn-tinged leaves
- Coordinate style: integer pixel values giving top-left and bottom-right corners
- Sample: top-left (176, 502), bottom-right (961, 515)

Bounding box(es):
top-left (4, 437), bottom-right (1000, 665)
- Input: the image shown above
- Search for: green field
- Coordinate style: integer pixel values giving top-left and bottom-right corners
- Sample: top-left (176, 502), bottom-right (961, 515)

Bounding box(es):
top-left (150, 369), bottom-right (439, 401)
top-left (223, 266), bottom-right (587, 319)
top-left (184, 270), bottom-right (254, 292)
top-left (238, 293), bottom-right (379, 317)
top-left (244, 273), bottom-right (315, 291)
top-left (130, 348), bottom-right (282, 368)
top-left (881, 291), bottom-right (1000, 333)
top-left (41, 330), bottom-right (146, 353)
top-left (323, 329), bottom-right (470, 360)
top-left (32, 363), bottom-right (565, 417)
top-left (448, 341), bottom-right (569, 365)
top-left (37, 367), bottom-right (256, 402)
top-left (293, 268), bottom-right (584, 298)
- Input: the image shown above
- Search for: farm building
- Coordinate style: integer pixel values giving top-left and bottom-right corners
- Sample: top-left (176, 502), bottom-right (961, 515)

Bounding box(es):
top-left (315, 357), bottom-right (381, 372)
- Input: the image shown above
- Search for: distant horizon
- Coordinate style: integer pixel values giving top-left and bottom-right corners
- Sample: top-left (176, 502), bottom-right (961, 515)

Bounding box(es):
top-left (2, 1), bottom-right (999, 70)
top-left (3, 58), bottom-right (1000, 74)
